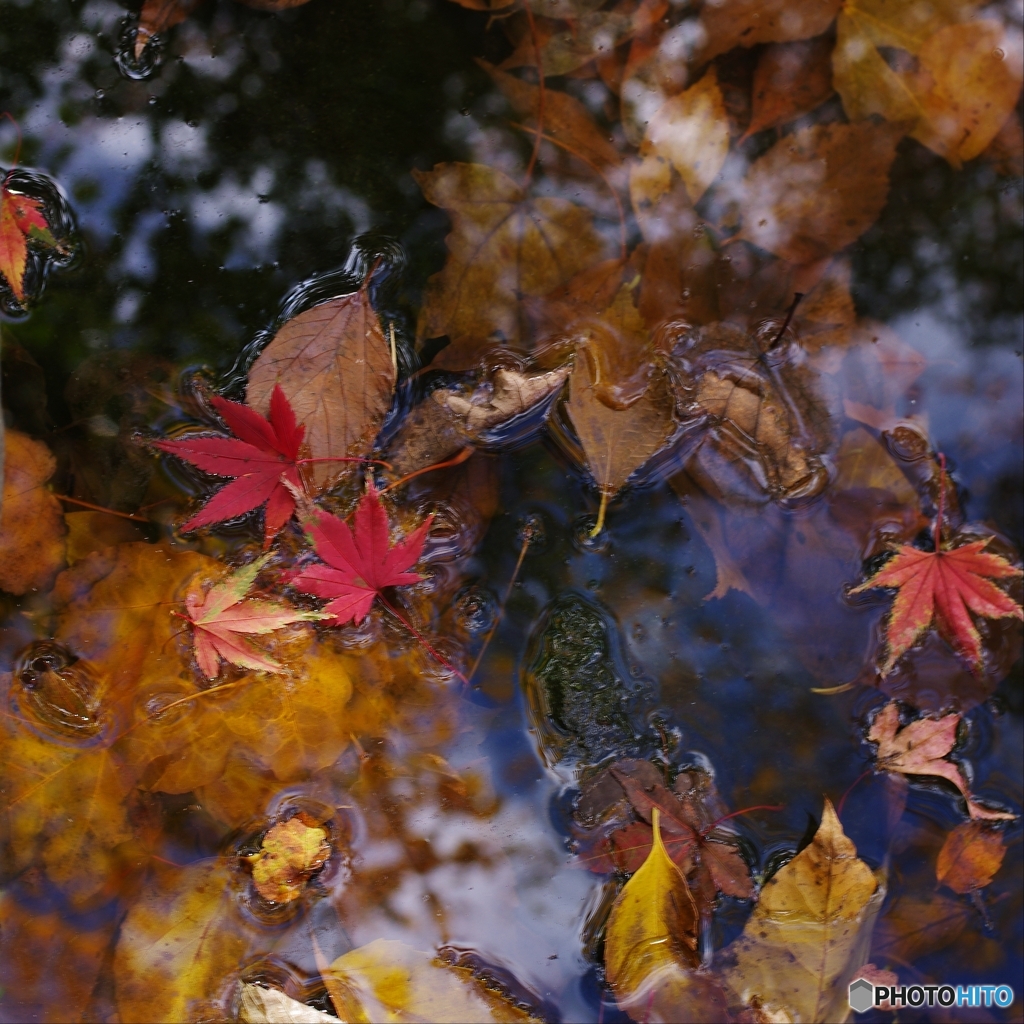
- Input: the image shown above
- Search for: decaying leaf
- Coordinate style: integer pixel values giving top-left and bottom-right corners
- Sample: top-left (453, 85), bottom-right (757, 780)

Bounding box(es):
top-left (743, 35), bottom-right (836, 139)
top-left (181, 553), bottom-right (326, 679)
top-left (0, 430), bottom-right (66, 594)
top-left (850, 530), bottom-right (1023, 674)
top-left (868, 702), bottom-right (1016, 821)
top-left (936, 821), bottom-right (1007, 893)
top-left (696, 0), bottom-right (842, 64)
top-left (247, 284), bottom-right (395, 490)
top-left (414, 162), bottom-right (608, 370)
top-left (722, 799), bottom-right (884, 1024)
top-left (565, 348), bottom-right (676, 532)
top-left (245, 813), bottom-right (331, 903)
top-left (734, 121), bottom-right (902, 264)
top-left (640, 68), bottom-right (730, 205)
top-left (323, 938), bottom-right (540, 1022)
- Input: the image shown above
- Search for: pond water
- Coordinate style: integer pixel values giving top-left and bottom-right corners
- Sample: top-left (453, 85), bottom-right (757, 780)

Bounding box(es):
top-left (1, 1), bottom-right (1022, 1021)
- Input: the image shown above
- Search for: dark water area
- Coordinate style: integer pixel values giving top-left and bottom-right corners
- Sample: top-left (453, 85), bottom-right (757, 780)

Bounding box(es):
top-left (1, 0), bottom-right (1022, 1021)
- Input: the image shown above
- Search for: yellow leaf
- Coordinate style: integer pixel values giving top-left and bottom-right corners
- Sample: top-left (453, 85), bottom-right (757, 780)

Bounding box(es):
top-left (641, 69), bottom-right (730, 205)
top-left (722, 799), bottom-right (885, 1024)
top-left (323, 938), bottom-right (540, 1023)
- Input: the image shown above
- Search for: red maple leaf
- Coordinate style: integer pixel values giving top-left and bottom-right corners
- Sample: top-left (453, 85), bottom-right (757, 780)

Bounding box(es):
top-left (0, 182), bottom-right (51, 304)
top-left (290, 482), bottom-right (432, 625)
top-left (178, 554), bottom-right (326, 679)
top-left (155, 384), bottom-right (306, 546)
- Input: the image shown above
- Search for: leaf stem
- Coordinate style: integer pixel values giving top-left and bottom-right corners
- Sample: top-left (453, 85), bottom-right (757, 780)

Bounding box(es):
top-left (378, 594), bottom-right (468, 685)
top-left (590, 489), bottom-right (609, 537)
top-left (522, 2), bottom-right (545, 187)
top-left (55, 494), bottom-right (150, 522)
top-left (296, 456), bottom-right (393, 470)
top-left (766, 291), bottom-right (804, 351)
top-left (935, 451), bottom-right (946, 552)
top-left (380, 447), bottom-right (474, 494)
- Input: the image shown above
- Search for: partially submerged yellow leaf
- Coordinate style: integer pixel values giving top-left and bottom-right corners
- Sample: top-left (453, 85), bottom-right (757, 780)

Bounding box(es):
top-left (324, 938), bottom-right (539, 1023)
top-left (722, 799), bottom-right (884, 1024)
top-left (246, 814), bottom-right (331, 903)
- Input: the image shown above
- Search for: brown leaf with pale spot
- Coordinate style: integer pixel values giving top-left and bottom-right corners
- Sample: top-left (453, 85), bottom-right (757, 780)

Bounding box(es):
top-left (247, 283), bottom-right (395, 491)
top-left (936, 821), bottom-right (1007, 893)
top-left (735, 121), bottom-right (902, 264)
top-left (0, 430), bottom-right (66, 594)
top-left (415, 162), bottom-right (608, 371)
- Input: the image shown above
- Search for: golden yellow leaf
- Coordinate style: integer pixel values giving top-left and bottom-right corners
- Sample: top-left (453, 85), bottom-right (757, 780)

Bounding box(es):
top-left (722, 799), bottom-right (884, 1024)
top-left (640, 68), bottom-right (730, 205)
top-left (414, 162), bottom-right (608, 370)
top-left (735, 122), bottom-right (903, 264)
top-left (114, 859), bottom-right (252, 1023)
top-left (246, 813), bottom-right (331, 903)
top-left (324, 939), bottom-right (540, 1023)
top-left (0, 430), bottom-right (66, 595)
top-left (247, 282), bottom-right (396, 490)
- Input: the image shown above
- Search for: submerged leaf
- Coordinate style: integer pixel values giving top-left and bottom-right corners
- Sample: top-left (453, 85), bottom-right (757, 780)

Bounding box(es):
top-left (744, 35), bottom-right (836, 139)
top-left (936, 821), bottom-right (1006, 893)
top-left (0, 430), bottom-right (66, 594)
top-left (696, 0), bottom-right (842, 64)
top-left (722, 799), bottom-right (884, 1024)
top-left (414, 162), bottom-right (607, 370)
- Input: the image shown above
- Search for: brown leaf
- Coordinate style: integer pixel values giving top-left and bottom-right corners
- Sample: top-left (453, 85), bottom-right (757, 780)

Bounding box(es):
top-left (0, 430), bottom-right (66, 594)
top-left (696, 0), bottom-right (842, 64)
top-left (64, 510), bottom-right (146, 565)
top-left (246, 813), bottom-right (331, 903)
top-left (872, 892), bottom-right (971, 963)
top-left (743, 35), bottom-right (836, 140)
top-left (135, 0), bottom-right (203, 59)
top-left (480, 60), bottom-right (622, 168)
top-left (247, 283), bottom-right (395, 490)
top-left (936, 821), bottom-right (1007, 893)
top-left (415, 162), bottom-right (608, 371)
top-left (565, 350), bottom-right (676, 522)
top-left (735, 121), bottom-right (902, 264)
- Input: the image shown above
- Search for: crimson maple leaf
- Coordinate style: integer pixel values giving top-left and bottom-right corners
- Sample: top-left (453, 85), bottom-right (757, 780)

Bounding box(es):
top-left (290, 483), bottom-right (432, 625)
top-left (179, 554), bottom-right (326, 679)
top-left (155, 385), bottom-right (306, 546)
top-left (0, 182), bottom-right (53, 303)
top-left (851, 538), bottom-right (1022, 673)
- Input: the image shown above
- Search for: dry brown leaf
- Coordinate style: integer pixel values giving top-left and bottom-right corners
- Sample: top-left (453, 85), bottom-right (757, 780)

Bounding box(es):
top-left (0, 430), bottom-right (66, 594)
top-left (735, 121), bottom-right (902, 264)
top-left (479, 60), bottom-right (622, 168)
top-left (247, 283), bottom-right (395, 490)
top-left (415, 162), bottom-right (608, 371)
top-left (743, 35), bottom-right (836, 140)
top-left (696, 0), bottom-right (842, 64)
top-left (640, 68), bottom-right (730, 205)
top-left (566, 348), bottom-right (676, 528)
top-left (936, 821), bottom-right (1007, 893)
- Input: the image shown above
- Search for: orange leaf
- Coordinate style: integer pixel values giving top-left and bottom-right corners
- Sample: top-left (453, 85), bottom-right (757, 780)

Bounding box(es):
top-left (0, 185), bottom-right (48, 303)
top-left (936, 821), bottom-right (1007, 893)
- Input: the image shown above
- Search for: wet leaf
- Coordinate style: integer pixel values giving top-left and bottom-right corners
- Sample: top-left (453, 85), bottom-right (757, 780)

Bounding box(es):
top-left (871, 892), bottom-right (971, 963)
top-left (640, 68), bottom-right (730, 205)
top-left (155, 384), bottom-right (306, 545)
top-left (414, 162), bottom-right (608, 370)
top-left (697, 0), bottom-right (842, 64)
top-left (735, 122), bottom-right (902, 264)
top-left (936, 821), bottom-right (1007, 893)
top-left (182, 553), bottom-right (325, 679)
top-left (239, 984), bottom-right (339, 1023)
top-left (867, 702), bottom-right (1016, 821)
top-left (247, 285), bottom-right (395, 490)
top-left (743, 35), bottom-right (836, 139)
top-left (565, 348), bottom-right (676, 532)
top-left (850, 533), bottom-right (1023, 674)
top-left (324, 938), bottom-right (540, 1022)
top-left (0, 430), bottom-right (66, 594)
top-left (114, 859), bottom-right (252, 1023)
top-left (480, 60), bottom-right (622, 168)
top-left (292, 482), bottom-right (432, 625)
top-left (64, 510), bottom-right (146, 565)
top-left (0, 181), bottom-right (54, 303)
top-left (722, 799), bottom-right (884, 1024)
top-left (245, 813), bottom-right (331, 903)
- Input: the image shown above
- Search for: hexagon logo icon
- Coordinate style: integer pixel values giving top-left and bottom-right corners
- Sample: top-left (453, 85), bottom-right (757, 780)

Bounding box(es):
top-left (849, 978), bottom-right (874, 1014)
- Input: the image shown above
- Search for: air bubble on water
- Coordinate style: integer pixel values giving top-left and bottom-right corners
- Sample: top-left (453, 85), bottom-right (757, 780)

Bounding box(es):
top-left (571, 516), bottom-right (610, 553)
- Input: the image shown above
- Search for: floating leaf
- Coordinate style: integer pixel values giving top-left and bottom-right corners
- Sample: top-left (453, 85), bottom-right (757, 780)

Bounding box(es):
top-left (0, 430), bottom-right (66, 594)
top-left (735, 122), bottom-right (902, 264)
top-left (0, 181), bottom-right (55, 303)
top-left (414, 162), bottom-right (607, 370)
top-left (868, 702), bottom-right (1016, 821)
top-left (936, 821), bottom-right (1007, 893)
top-left (323, 938), bottom-right (540, 1023)
top-left (247, 286), bottom-right (395, 490)
top-left (239, 984), bottom-right (340, 1023)
top-left (245, 813), bottom-right (331, 903)
top-left (639, 68), bottom-right (730, 205)
top-left (722, 799), bottom-right (884, 1024)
